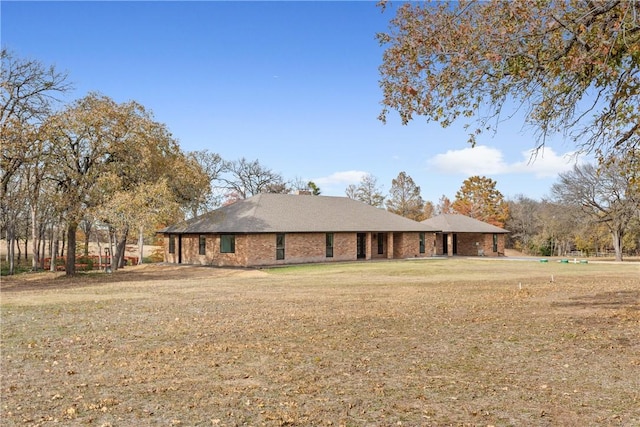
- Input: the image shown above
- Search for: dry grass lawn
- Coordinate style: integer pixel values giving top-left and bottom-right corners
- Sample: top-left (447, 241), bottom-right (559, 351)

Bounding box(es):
top-left (1, 259), bottom-right (639, 426)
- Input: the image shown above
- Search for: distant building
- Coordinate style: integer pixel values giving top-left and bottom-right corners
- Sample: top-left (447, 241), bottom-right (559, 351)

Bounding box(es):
top-left (422, 214), bottom-right (509, 257)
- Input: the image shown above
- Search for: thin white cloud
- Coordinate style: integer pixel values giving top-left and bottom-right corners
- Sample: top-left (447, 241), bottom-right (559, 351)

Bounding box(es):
top-left (511, 147), bottom-right (580, 178)
top-left (427, 145), bottom-right (579, 178)
top-left (312, 170), bottom-right (368, 196)
top-left (313, 170), bottom-right (367, 187)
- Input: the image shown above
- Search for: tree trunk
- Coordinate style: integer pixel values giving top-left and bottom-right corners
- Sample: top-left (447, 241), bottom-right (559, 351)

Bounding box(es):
top-left (109, 230), bottom-right (116, 271)
top-left (97, 238), bottom-right (103, 271)
top-left (65, 221), bottom-right (77, 275)
top-left (50, 225), bottom-right (59, 273)
top-left (113, 227), bottom-right (129, 270)
top-left (82, 221), bottom-right (92, 256)
top-left (39, 225), bottom-right (46, 270)
top-left (31, 206), bottom-right (40, 270)
top-left (138, 227), bottom-right (144, 265)
top-left (612, 229), bottom-right (623, 262)
top-left (6, 226), bottom-right (15, 275)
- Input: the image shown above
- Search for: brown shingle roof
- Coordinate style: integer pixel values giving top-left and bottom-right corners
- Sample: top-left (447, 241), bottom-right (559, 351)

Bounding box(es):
top-left (421, 214), bottom-right (509, 233)
top-left (161, 193), bottom-right (440, 234)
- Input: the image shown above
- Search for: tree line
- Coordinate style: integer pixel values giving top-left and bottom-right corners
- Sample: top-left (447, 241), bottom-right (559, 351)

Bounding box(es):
top-left (345, 166), bottom-right (639, 262)
top-left (2, 43), bottom-right (639, 276)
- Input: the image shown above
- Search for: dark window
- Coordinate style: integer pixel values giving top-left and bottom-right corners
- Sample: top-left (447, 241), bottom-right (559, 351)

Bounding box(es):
top-left (199, 235), bottom-right (206, 255)
top-left (357, 233), bottom-right (366, 259)
top-left (377, 233), bottom-right (384, 254)
top-left (493, 233), bottom-right (498, 252)
top-left (326, 233), bottom-right (334, 258)
top-left (220, 234), bottom-right (235, 253)
top-left (419, 233), bottom-right (426, 254)
top-left (276, 233), bottom-right (285, 260)
top-left (168, 235), bottom-right (175, 254)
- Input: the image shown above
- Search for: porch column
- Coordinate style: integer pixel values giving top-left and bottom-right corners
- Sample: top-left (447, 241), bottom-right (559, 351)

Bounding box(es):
top-left (447, 233), bottom-right (453, 257)
top-left (387, 232), bottom-right (394, 259)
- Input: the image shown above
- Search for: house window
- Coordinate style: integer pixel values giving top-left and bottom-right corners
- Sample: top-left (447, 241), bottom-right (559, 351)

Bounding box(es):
top-left (419, 233), bottom-right (426, 254)
top-left (493, 233), bottom-right (498, 252)
top-left (220, 234), bottom-right (235, 253)
top-left (169, 235), bottom-right (175, 254)
top-left (377, 233), bottom-right (384, 254)
top-left (276, 233), bottom-right (285, 260)
top-left (326, 233), bottom-right (334, 258)
top-left (199, 235), bottom-right (206, 255)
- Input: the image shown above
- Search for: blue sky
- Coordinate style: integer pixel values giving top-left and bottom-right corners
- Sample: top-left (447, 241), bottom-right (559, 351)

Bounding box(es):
top-left (2, 1), bottom-right (584, 203)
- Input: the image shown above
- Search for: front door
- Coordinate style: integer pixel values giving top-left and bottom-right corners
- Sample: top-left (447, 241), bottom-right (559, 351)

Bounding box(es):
top-left (442, 233), bottom-right (448, 255)
top-left (357, 233), bottom-right (366, 259)
top-left (452, 234), bottom-right (458, 255)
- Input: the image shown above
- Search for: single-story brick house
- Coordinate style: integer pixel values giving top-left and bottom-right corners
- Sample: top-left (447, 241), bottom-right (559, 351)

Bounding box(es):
top-left (159, 193), bottom-right (440, 267)
top-left (421, 214), bottom-right (509, 257)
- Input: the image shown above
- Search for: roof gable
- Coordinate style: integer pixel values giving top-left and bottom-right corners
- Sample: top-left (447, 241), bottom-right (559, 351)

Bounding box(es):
top-left (421, 214), bottom-right (509, 233)
top-left (161, 193), bottom-right (440, 234)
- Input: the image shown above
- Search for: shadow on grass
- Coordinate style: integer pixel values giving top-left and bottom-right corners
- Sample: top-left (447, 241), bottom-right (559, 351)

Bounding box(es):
top-left (552, 290), bottom-right (640, 310)
top-left (0, 264), bottom-right (237, 293)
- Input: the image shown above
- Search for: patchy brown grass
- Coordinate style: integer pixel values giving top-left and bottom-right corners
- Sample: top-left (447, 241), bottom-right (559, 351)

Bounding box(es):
top-left (1, 259), bottom-right (639, 426)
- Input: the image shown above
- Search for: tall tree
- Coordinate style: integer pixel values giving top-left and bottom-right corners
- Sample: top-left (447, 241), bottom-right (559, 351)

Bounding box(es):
top-left (551, 161), bottom-right (639, 261)
top-left (452, 176), bottom-right (509, 227)
top-left (377, 1), bottom-right (640, 160)
top-left (386, 171), bottom-right (425, 220)
top-left (1, 49), bottom-right (71, 274)
top-left (345, 173), bottom-right (385, 207)
top-left (185, 150), bottom-right (224, 217)
top-left (45, 93), bottom-right (199, 274)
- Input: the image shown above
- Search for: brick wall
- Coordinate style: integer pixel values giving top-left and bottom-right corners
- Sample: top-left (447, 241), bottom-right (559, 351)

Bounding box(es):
top-left (433, 232), bottom-right (506, 256)
top-left (163, 231), bottom-right (436, 267)
top-left (392, 232), bottom-right (434, 259)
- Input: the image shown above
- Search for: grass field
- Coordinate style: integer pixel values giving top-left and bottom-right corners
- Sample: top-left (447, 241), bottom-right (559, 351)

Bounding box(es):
top-left (1, 259), bottom-right (639, 426)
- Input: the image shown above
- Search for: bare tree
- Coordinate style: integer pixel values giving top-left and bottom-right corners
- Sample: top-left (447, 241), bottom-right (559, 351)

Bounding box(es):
top-left (434, 195), bottom-right (454, 215)
top-left (505, 195), bottom-right (542, 254)
top-left (186, 150), bottom-right (224, 216)
top-left (219, 158), bottom-right (285, 200)
top-left (552, 162), bottom-right (639, 261)
top-left (345, 173), bottom-right (385, 207)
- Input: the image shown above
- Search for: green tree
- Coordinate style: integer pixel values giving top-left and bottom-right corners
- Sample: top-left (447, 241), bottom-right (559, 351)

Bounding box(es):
top-left (345, 173), bottom-right (385, 207)
top-left (307, 181), bottom-right (321, 196)
top-left (386, 171), bottom-right (424, 220)
top-left (452, 176), bottom-right (509, 227)
top-left (377, 1), bottom-right (639, 160)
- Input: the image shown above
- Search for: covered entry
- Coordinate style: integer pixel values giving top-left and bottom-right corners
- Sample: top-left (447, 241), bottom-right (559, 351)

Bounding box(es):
top-left (442, 233), bottom-right (457, 255)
